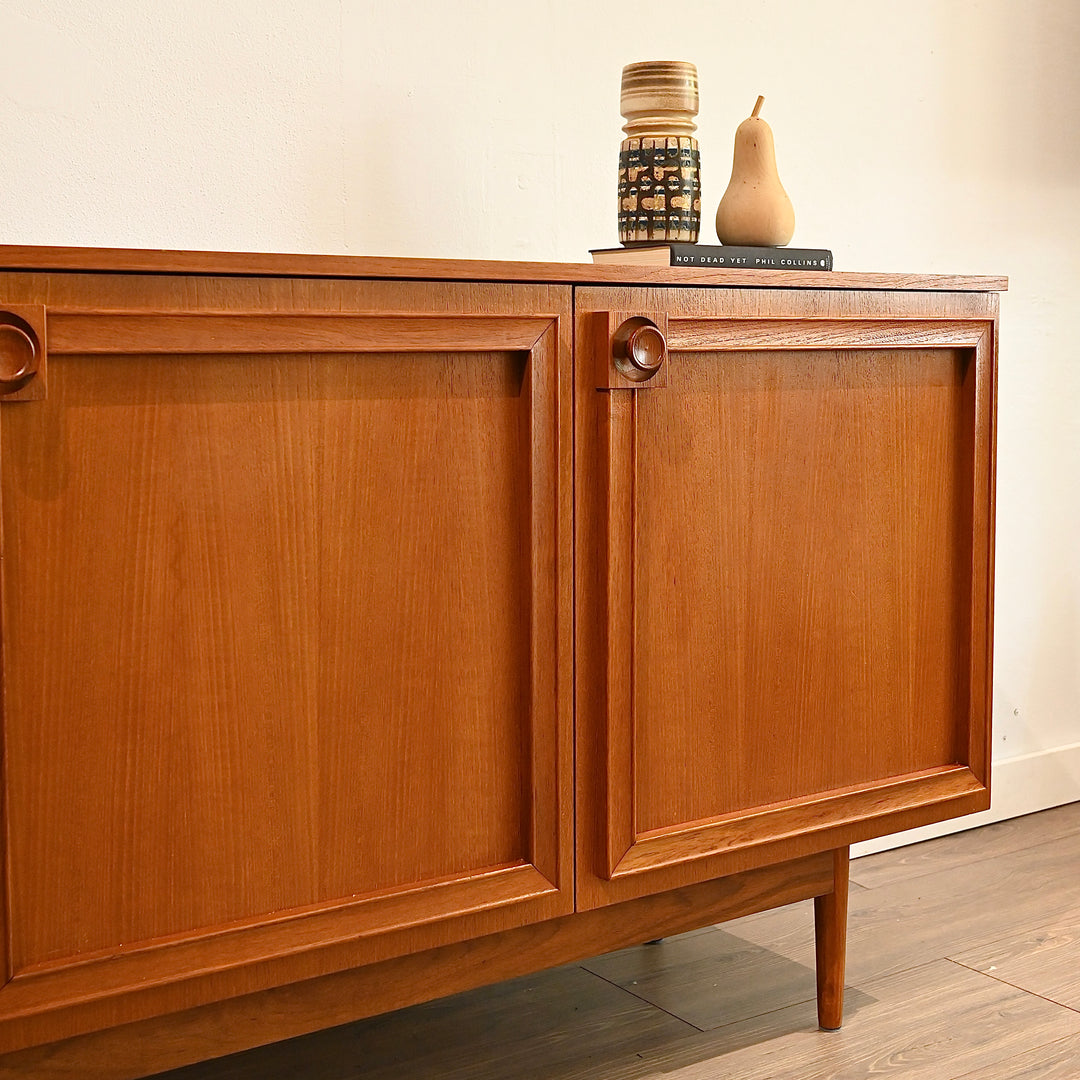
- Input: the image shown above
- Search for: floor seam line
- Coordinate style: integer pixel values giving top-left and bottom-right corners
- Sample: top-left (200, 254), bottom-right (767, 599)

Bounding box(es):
top-left (944, 957), bottom-right (1080, 1014)
top-left (578, 965), bottom-right (707, 1034)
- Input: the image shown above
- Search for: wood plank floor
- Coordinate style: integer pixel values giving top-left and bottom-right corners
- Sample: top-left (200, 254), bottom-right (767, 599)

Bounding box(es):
top-left (153, 802), bottom-right (1080, 1079)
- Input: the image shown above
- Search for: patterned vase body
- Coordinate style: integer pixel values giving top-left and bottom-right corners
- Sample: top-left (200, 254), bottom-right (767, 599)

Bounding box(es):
top-left (619, 61), bottom-right (700, 245)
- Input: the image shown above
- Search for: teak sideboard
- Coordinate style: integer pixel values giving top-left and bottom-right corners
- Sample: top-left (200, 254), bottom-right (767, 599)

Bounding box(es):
top-left (0, 248), bottom-right (1003, 1079)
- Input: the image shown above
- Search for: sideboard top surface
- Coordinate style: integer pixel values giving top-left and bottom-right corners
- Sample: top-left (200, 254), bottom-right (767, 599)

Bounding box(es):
top-left (0, 245), bottom-right (1007, 292)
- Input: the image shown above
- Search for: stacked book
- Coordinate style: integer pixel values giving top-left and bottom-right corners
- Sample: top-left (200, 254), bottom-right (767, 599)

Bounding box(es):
top-left (591, 242), bottom-right (832, 271)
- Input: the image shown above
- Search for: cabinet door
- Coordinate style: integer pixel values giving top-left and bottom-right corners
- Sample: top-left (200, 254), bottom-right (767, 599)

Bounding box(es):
top-left (0, 277), bottom-right (573, 1046)
top-left (575, 286), bottom-right (996, 909)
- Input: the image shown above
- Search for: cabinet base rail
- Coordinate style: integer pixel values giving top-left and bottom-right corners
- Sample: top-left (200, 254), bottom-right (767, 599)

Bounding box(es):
top-left (0, 848), bottom-right (849, 1080)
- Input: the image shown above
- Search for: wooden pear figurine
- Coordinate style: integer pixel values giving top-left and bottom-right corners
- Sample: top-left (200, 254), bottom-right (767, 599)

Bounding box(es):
top-left (715, 96), bottom-right (795, 246)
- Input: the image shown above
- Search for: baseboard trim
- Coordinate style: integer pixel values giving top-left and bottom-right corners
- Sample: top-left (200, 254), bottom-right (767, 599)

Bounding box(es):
top-left (852, 742), bottom-right (1080, 857)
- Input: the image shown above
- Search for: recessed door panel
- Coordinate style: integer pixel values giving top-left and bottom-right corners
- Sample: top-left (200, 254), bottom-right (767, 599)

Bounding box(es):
top-left (633, 345), bottom-right (971, 829)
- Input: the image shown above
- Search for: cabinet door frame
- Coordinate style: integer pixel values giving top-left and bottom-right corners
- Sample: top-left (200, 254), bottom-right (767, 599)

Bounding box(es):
top-left (575, 286), bottom-right (998, 909)
top-left (0, 275), bottom-right (574, 1046)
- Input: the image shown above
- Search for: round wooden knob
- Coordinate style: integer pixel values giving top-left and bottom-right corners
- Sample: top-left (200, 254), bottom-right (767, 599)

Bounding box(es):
top-left (0, 317), bottom-right (39, 385)
top-left (613, 317), bottom-right (667, 381)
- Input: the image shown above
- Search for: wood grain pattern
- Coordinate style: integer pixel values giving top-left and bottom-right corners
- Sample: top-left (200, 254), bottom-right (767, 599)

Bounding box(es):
top-left (575, 285), bottom-right (995, 908)
top-left (581, 926), bottom-right (821, 1031)
top-left (950, 1034), bottom-right (1080, 1080)
top-left (212, 964), bottom-right (695, 1080)
top-left (951, 920), bottom-right (1080, 1010)
top-left (7, 347), bottom-right (529, 962)
top-left (0, 277), bottom-right (575, 1040)
top-left (47, 313), bottom-right (554, 354)
top-left (632, 341), bottom-right (971, 823)
top-left (730, 822), bottom-right (1080, 988)
top-left (0, 251), bottom-right (1001, 1072)
top-left (143, 953), bottom-right (1080, 1080)
top-left (118, 801), bottom-right (1067, 1080)
top-left (669, 317), bottom-right (991, 349)
top-left (849, 797), bottom-right (1080, 892)
top-left (635, 959), bottom-right (1080, 1080)
top-left (814, 848), bottom-right (849, 1029)
top-left (0, 244), bottom-right (1008, 291)
top-left (610, 770), bottom-right (984, 877)
top-left (0, 854), bottom-right (833, 1078)
top-left (148, 965), bottom-right (698, 1080)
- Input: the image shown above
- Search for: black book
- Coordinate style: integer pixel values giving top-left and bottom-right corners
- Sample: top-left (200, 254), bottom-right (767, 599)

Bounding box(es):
top-left (591, 242), bottom-right (833, 271)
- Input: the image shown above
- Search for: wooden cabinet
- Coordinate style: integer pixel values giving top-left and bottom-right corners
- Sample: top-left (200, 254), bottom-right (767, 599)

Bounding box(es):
top-left (0, 249), bottom-right (1003, 1079)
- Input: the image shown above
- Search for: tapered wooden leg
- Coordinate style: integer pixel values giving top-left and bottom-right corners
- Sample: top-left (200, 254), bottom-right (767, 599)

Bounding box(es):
top-left (814, 846), bottom-right (850, 1030)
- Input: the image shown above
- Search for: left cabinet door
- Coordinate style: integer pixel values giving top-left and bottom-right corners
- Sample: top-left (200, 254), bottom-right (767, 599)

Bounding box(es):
top-left (0, 277), bottom-right (573, 1050)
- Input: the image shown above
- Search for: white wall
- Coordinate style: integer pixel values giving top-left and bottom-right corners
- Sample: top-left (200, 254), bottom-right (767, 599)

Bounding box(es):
top-left (1, 1), bottom-right (1077, 837)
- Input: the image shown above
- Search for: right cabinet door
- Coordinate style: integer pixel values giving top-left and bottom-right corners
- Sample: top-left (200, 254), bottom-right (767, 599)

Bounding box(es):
top-left (575, 285), bottom-right (997, 909)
